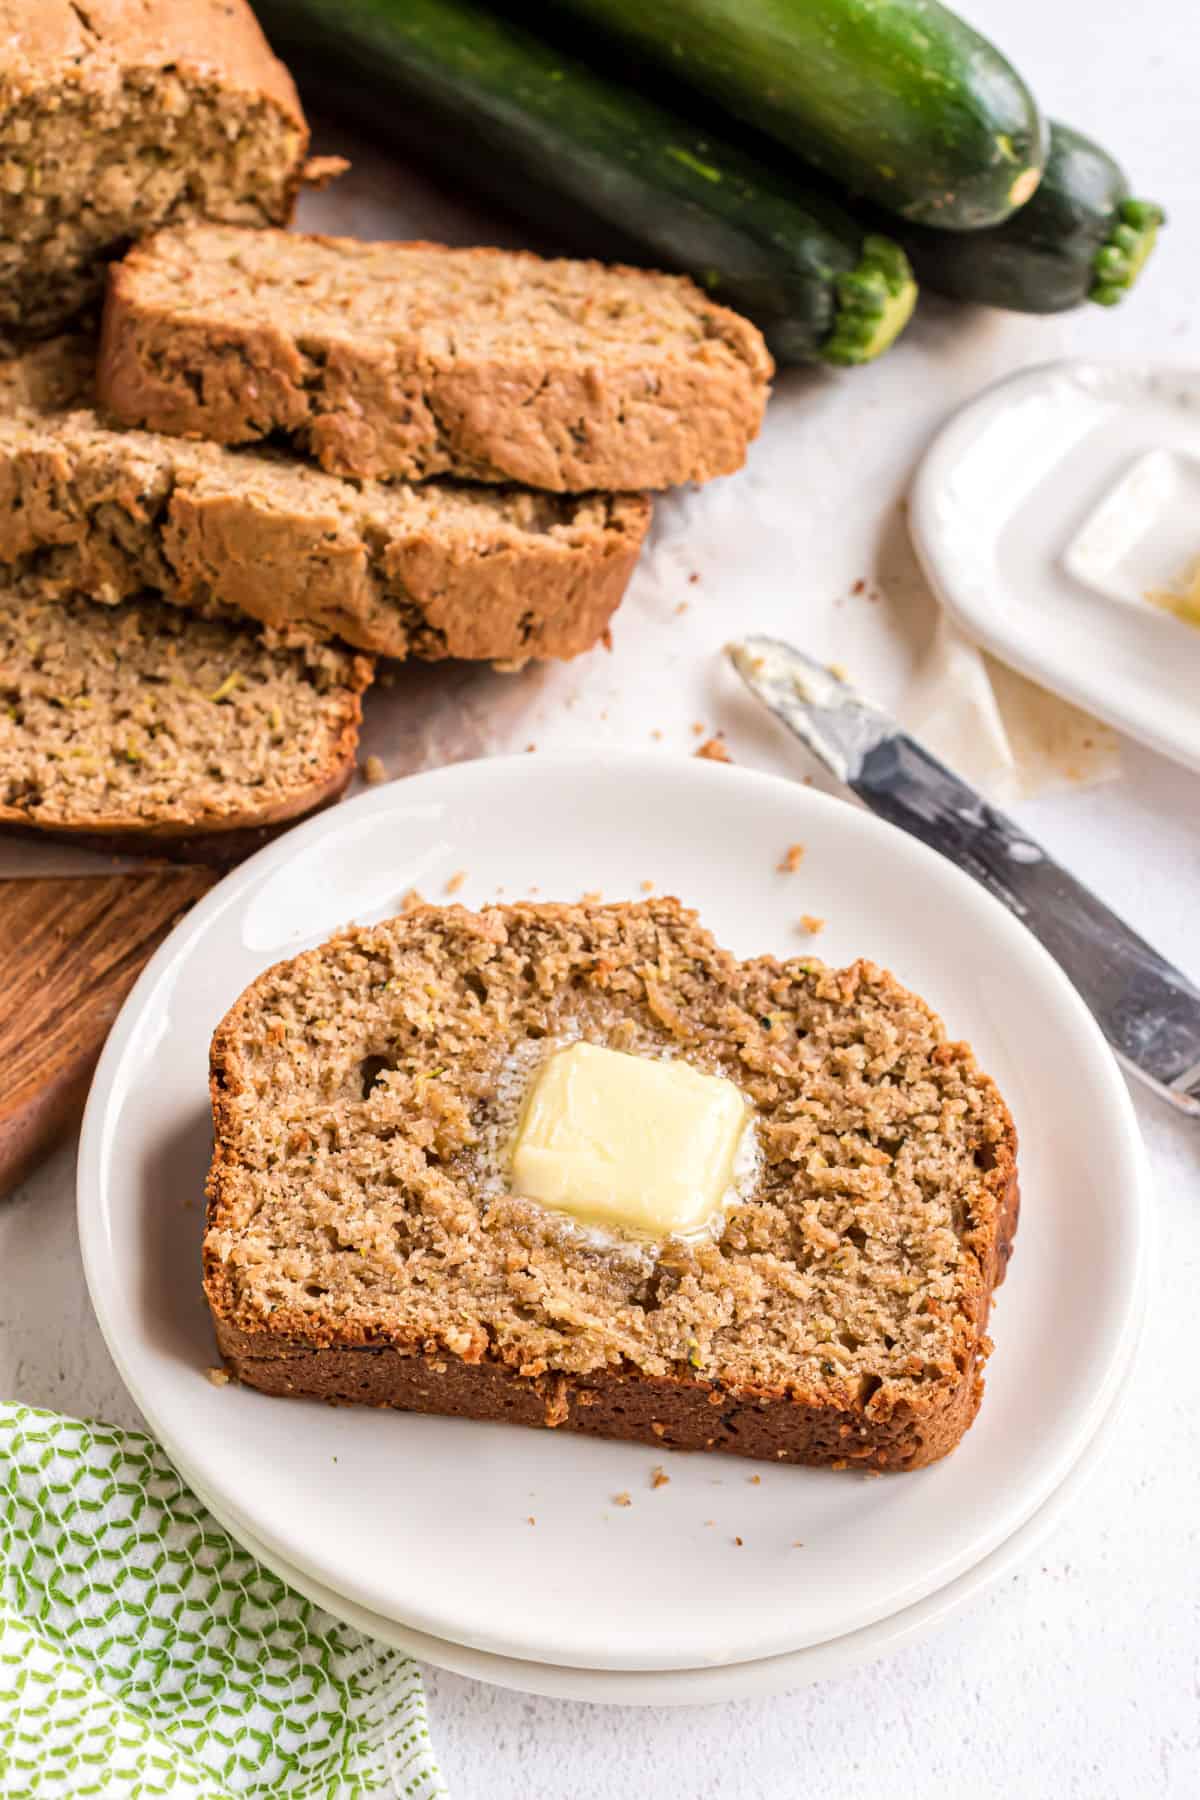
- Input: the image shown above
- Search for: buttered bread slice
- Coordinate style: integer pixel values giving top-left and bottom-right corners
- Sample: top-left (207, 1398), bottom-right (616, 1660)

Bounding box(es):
top-left (204, 899), bottom-right (1018, 1472)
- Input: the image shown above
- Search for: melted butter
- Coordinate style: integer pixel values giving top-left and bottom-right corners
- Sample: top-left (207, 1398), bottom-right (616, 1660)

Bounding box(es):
top-left (1148, 556), bottom-right (1200, 629)
top-left (509, 1042), bottom-right (750, 1242)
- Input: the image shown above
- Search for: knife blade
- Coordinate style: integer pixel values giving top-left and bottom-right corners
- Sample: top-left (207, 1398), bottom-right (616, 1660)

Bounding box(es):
top-left (728, 634), bottom-right (1200, 1118)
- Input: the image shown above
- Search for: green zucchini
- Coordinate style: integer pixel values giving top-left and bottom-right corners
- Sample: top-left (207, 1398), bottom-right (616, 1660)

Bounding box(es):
top-left (537, 0), bottom-right (1047, 230)
top-left (894, 122), bottom-right (1165, 312)
top-left (253, 0), bottom-right (917, 366)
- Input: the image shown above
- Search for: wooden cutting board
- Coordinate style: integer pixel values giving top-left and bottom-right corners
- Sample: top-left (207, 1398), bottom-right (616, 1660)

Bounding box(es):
top-left (0, 869), bottom-right (216, 1199)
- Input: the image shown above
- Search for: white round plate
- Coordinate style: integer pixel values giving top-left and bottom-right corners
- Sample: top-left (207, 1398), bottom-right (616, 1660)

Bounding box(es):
top-left (79, 752), bottom-right (1148, 1672)
top-left (170, 1313), bottom-right (1140, 1705)
top-left (910, 359), bottom-right (1200, 775)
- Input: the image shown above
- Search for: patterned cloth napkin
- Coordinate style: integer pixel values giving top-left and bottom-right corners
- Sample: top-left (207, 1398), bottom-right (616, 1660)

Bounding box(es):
top-left (0, 1404), bottom-right (447, 1799)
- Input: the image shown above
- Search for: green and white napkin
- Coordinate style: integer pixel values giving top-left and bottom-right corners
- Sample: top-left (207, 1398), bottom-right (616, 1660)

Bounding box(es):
top-left (0, 1404), bottom-right (447, 1799)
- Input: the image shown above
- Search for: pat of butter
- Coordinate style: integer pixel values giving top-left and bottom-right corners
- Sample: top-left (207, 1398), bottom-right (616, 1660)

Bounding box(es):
top-left (510, 1042), bottom-right (747, 1238)
top-left (1149, 556), bottom-right (1200, 628)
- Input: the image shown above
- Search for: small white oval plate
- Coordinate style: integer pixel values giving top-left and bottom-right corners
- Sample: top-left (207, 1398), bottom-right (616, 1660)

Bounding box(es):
top-left (78, 752), bottom-right (1147, 1672)
top-left (909, 360), bottom-right (1200, 774)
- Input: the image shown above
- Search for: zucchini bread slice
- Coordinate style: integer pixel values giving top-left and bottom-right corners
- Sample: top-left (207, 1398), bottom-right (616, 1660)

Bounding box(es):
top-left (0, 0), bottom-right (309, 347)
top-left (205, 900), bottom-right (1018, 1472)
top-left (0, 584), bottom-right (371, 857)
top-left (0, 339), bottom-right (651, 664)
top-left (98, 225), bottom-right (773, 492)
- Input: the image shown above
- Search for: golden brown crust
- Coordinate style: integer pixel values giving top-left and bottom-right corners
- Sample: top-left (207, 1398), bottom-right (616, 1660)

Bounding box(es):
top-left (0, 339), bottom-right (651, 664)
top-left (162, 488), bottom-right (650, 664)
top-left (203, 900), bottom-right (1019, 1472)
top-left (0, 741), bottom-right (358, 856)
top-left (0, 772), bottom-right (355, 866)
top-left (98, 227), bottom-right (773, 493)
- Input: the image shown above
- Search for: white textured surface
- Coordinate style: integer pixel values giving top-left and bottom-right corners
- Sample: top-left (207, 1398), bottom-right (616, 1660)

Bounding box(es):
top-left (3, 0), bottom-right (1200, 1792)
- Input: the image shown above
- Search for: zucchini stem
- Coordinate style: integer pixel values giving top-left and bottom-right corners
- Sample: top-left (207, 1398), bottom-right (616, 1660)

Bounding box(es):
top-left (823, 236), bottom-right (918, 366)
top-left (1090, 198), bottom-right (1165, 306)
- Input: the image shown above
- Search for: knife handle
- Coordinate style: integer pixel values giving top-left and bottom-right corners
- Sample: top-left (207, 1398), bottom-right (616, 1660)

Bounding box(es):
top-left (855, 735), bottom-right (1200, 1116)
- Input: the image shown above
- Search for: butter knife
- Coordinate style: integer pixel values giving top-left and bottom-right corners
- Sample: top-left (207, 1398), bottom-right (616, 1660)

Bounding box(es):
top-left (728, 635), bottom-right (1200, 1118)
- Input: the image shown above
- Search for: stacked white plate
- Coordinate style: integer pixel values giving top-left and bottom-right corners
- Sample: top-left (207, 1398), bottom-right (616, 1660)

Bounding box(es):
top-left (78, 754), bottom-right (1149, 1703)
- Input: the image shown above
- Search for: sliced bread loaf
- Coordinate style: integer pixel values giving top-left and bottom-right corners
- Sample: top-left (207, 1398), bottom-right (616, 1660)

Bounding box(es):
top-left (98, 225), bottom-right (774, 492)
top-left (0, 0), bottom-right (309, 347)
top-left (205, 899), bottom-right (1018, 1472)
top-left (0, 584), bottom-right (371, 857)
top-left (0, 339), bottom-right (651, 663)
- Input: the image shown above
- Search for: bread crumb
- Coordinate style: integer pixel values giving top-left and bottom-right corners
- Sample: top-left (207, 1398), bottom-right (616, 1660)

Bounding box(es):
top-left (581, 889), bottom-right (603, 903)
top-left (829, 662), bottom-right (849, 682)
top-left (791, 1540), bottom-right (804, 1548)
top-left (362, 754), bottom-right (388, 786)
top-left (651, 1421), bottom-right (667, 1437)
top-left (527, 1515), bottom-right (536, 1525)
top-left (734, 1536), bottom-right (744, 1546)
top-left (704, 1519), bottom-right (714, 1527)
top-left (525, 742), bottom-right (537, 753)
top-left (400, 888), bottom-right (424, 913)
top-left (650, 729), bottom-right (663, 741)
top-left (303, 153), bottom-right (351, 188)
top-left (528, 884), bottom-right (540, 894)
top-left (675, 601), bottom-right (689, 616)
top-left (651, 1466), bottom-right (670, 1490)
top-left (851, 578), bottom-right (866, 595)
top-left (444, 870), bottom-right (467, 895)
top-left (613, 1491), bottom-right (632, 1507)
top-left (691, 722), bottom-right (705, 736)
top-left (206, 1366), bottom-right (230, 1387)
top-left (778, 843), bottom-right (805, 873)
top-left (695, 737), bottom-right (731, 764)
top-left (798, 914), bottom-right (825, 935)
top-left (747, 1474), bottom-right (761, 1485)
top-left (688, 572), bottom-right (700, 584)
top-left (640, 879), bottom-right (655, 893)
